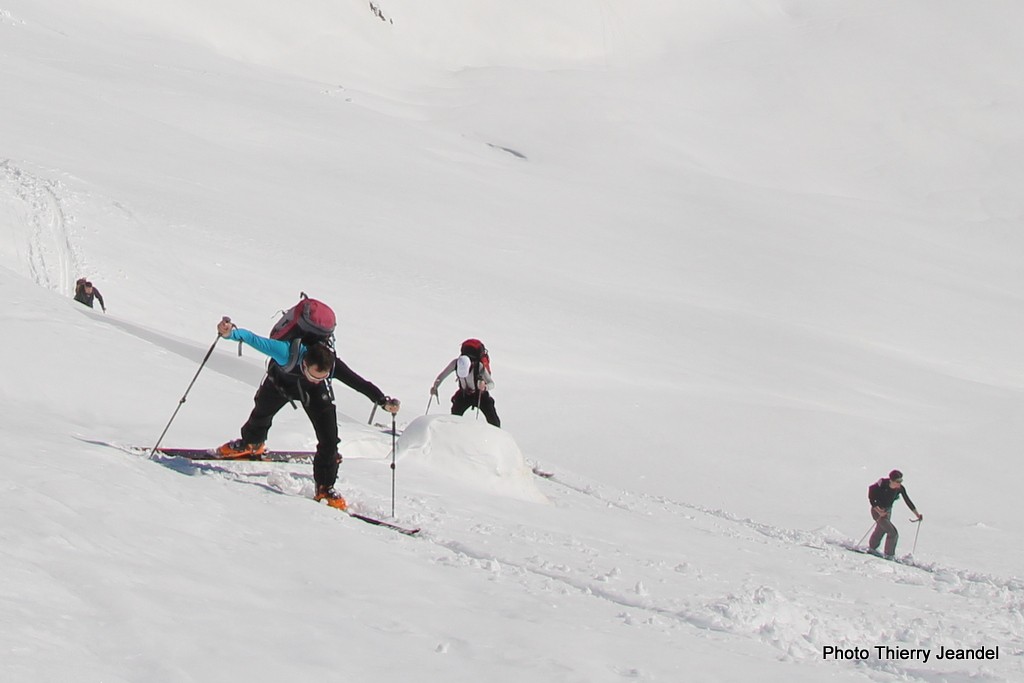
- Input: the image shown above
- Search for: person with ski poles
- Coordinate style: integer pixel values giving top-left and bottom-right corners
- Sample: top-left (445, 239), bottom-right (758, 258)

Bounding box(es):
top-left (867, 469), bottom-right (923, 559)
top-left (215, 317), bottom-right (400, 509)
top-left (430, 338), bottom-right (501, 427)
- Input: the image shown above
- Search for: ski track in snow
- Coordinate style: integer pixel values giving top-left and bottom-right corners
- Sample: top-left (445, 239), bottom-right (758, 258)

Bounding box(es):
top-left (0, 160), bottom-right (81, 292)
top-left (105, 442), bottom-right (1024, 682)
top-left (0, 8), bottom-right (27, 26)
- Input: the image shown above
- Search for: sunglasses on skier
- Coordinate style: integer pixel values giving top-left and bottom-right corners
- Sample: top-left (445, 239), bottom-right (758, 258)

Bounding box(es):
top-left (301, 362), bottom-right (331, 383)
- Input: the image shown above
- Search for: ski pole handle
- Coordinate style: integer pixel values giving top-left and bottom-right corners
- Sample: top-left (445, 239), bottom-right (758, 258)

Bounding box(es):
top-left (221, 316), bottom-right (244, 356)
top-left (217, 316), bottom-right (241, 356)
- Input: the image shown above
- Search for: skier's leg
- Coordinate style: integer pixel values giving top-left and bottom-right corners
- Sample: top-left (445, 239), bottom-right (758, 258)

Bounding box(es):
top-left (240, 378), bottom-right (291, 445)
top-left (479, 392), bottom-right (501, 427)
top-left (451, 391), bottom-right (472, 416)
top-left (868, 508), bottom-right (888, 551)
top-left (869, 509), bottom-right (898, 555)
top-left (303, 388), bottom-right (341, 489)
top-left (883, 521), bottom-right (899, 556)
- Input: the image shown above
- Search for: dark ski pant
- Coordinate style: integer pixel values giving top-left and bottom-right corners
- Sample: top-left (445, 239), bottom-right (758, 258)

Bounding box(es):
top-left (451, 390), bottom-right (501, 427)
top-left (240, 374), bottom-right (341, 488)
top-left (869, 508), bottom-right (899, 556)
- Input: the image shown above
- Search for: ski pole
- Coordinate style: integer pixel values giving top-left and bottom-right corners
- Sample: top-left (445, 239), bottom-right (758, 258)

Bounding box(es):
top-left (856, 521), bottom-right (876, 548)
top-left (368, 404), bottom-right (377, 425)
top-left (390, 412), bottom-right (397, 518)
top-left (425, 393), bottom-right (435, 415)
top-left (475, 385), bottom-right (483, 420)
top-left (910, 517), bottom-right (922, 555)
top-left (149, 320), bottom-right (226, 456)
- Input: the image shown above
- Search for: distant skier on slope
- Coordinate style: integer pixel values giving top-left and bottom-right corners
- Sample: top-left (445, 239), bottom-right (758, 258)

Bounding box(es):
top-left (867, 469), bottom-right (923, 559)
top-left (430, 338), bottom-right (501, 427)
top-left (73, 278), bottom-right (106, 312)
top-left (214, 307), bottom-right (400, 510)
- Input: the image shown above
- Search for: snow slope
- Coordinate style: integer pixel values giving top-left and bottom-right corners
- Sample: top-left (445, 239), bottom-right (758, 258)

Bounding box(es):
top-left (2, 1), bottom-right (1023, 681)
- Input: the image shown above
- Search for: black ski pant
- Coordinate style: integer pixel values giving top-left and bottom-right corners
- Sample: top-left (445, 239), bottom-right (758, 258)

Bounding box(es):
top-left (869, 508), bottom-right (899, 556)
top-left (240, 374), bottom-right (341, 488)
top-left (451, 390), bottom-right (501, 427)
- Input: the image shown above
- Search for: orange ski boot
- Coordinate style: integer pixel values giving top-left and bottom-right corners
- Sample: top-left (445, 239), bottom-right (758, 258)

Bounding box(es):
top-left (215, 439), bottom-right (267, 460)
top-left (314, 485), bottom-right (348, 510)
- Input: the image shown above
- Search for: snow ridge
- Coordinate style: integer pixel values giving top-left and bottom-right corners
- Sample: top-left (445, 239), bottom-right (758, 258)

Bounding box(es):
top-left (0, 160), bottom-right (81, 292)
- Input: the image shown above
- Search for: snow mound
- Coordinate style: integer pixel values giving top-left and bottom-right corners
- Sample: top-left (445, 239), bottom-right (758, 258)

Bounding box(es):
top-left (397, 415), bottom-right (547, 503)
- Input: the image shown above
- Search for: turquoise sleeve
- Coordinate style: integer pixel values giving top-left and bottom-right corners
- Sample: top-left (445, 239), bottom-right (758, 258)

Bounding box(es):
top-left (227, 328), bottom-right (293, 366)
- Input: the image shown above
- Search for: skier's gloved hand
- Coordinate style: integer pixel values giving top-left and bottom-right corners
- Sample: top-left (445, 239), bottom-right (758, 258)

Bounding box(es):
top-left (380, 396), bottom-right (401, 414)
top-left (217, 317), bottom-right (235, 338)
top-left (476, 379), bottom-right (487, 392)
top-left (430, 382), bottom-right (439, 397)
top-left (914, 511), bottom-right (923, 521)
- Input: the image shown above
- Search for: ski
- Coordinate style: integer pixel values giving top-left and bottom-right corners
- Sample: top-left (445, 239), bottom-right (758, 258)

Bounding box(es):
top-left (152, 447), bottom-right (315, 463)
top-left (85, 438), bottom-right (422, 535)
top-left (76, 439), bottom-right (312, 462)
top-left (841, 544), bottom-right (931, 572)
top-left (344, 511), bottom-right (420, 535)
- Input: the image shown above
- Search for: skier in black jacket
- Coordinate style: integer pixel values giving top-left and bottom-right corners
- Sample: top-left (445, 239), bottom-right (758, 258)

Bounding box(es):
top-left (214, 319), bottom-right (400, 510)
top-left (73, 278), bottom-right (106, 312)
top-left (867, 469), bottom-right (923, 558)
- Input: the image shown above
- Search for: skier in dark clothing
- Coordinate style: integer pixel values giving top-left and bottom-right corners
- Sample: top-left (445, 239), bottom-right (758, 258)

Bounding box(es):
top-left (73, 278), bottom-right (106, 312)
top-left (867, 469), bottom-right (923, 559)
top-left (215, 318), bottom-right (400, 509)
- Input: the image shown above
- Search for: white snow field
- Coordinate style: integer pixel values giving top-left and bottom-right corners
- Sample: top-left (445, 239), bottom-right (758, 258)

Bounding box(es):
top-left (2, 1), bottom-right (1022, 681)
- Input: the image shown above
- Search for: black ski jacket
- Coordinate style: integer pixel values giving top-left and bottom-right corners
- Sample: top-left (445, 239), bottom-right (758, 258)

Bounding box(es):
top-left (330, 356), bottom-right (387, 405)
top-left (868, 478), bottom-right (917, 512)
top-left (74, 285), bottom-right (105, 310)
top-left (268, 354), bottom-right (386, 406)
